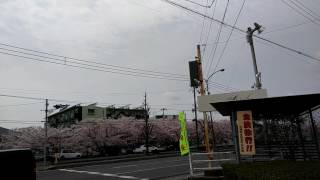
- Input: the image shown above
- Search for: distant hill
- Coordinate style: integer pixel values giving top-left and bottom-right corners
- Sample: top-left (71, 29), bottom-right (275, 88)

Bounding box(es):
top-left (0, 127), bottom-right (10, 135)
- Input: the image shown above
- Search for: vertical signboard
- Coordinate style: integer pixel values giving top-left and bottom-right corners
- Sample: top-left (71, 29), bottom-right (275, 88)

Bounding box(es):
top-left (237, 111), bottom-right (256, 155)
top-left (178, 112), bottom-right (190, 156)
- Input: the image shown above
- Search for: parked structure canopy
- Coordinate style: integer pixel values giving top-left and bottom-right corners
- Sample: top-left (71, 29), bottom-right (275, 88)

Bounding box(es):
top-left (210, 93), bottom-right (320, 117)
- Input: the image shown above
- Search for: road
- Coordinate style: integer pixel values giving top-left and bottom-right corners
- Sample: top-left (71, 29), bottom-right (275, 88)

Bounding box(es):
top-left (38, 156), bottom-right (194, 180)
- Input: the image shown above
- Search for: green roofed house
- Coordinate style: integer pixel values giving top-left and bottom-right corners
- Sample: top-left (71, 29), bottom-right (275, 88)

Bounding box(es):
top-left (48, 104), bottom-right (147, 128)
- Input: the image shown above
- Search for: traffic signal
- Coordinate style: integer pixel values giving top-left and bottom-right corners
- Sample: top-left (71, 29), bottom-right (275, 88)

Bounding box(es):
top-left (189, 61), bottom-right (199, 87)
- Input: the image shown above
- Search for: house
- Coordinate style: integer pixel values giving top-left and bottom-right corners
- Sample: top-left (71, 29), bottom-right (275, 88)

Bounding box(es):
top-left (48, 104), bottom-right (148, 128)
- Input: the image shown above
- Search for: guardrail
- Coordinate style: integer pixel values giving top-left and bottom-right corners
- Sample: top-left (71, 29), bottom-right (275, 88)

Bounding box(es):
top-left (189, 151), bottom-right (236, 174)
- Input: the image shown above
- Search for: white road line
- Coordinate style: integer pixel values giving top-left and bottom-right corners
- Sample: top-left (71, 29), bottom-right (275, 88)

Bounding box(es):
top-left (59, 168), bottom-right (148, 180)
top-left (112, 159), bottom-right (186, 169)
top-left (118, 163), bottom-right (189, 175)
top-left (118, 175), bottom-right (139, 179)
top-left (101, 173), bottom-right (115, 176)
top-left (112, 164), bottom-right (137, 169)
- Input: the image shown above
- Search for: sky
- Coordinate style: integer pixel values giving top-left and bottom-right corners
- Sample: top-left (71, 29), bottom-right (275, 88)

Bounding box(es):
top-left (0, 0), bottom-right (319, 129)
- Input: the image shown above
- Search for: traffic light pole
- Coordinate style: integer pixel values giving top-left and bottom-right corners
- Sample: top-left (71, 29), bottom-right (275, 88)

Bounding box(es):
top-left (193, 87), bottom-right (200, 150)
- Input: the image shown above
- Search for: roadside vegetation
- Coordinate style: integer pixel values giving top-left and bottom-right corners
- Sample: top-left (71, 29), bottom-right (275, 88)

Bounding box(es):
top-left (0, 118), bottom-right (231, 158)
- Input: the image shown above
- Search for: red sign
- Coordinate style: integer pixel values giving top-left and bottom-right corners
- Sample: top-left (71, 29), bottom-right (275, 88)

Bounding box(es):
top-left (237, 111), bottom-right (256, 155)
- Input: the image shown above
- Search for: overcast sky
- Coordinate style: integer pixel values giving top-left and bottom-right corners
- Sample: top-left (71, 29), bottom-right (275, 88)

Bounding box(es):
top-left (0, 0), bottom-right (319, 129)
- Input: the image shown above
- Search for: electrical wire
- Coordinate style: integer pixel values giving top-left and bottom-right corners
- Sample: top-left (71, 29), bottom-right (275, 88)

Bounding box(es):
top-left (211, 0), bottom-right (246, 74)
top-left (0, 42), bottom-right (187, 78)
top-left (0, 120), bottom-right (42, 123)
top-left (0, 93), bottom-right (208, 114)
top-left (208, 83), bottom-right (237, 92)
top-left (202, 0), bottom-right (218, 63)
top-left (208, 80), bottom-right (239, 91)
top-left (183, 0), bottom-right (215, 8)
top-left (199, 0), bottom-right (210, 44)
top-left (0, 102), bottom-right (42, 108)
top-left (281, 0), bottom-right (320, 26)
top-left (0, 50), bottom-right (189, 81)
top-left (0, 48), bottom-right (187, 80)
top-left (205, 0), bottom-right (230, 77)
top-left (290, 0), bottom-right (320, 19)
top-left (0, 44), bottom-right (238, 91)
top-left (161, 0), bottom-right (320, 63)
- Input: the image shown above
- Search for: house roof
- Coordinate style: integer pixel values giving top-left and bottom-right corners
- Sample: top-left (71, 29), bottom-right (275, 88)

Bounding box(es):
top-left (210, 93), bottom-right (320, 117)
top-left (48, 104), bottom-right (81, 118)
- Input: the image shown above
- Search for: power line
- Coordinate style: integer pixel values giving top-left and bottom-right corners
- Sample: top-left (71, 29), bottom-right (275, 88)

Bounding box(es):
top-left (206, 0), bottom-right (230, 77)
top-left (289, 0), bottom-right (320, 20)
top-left (204, 20), bottom-right (316, 46)
top-left (0, 94), bottom-right (45, 101)
top-left (0, 47), bottom-right (187, 80)
top-left (0, 42), bottom-right (187, 78)
top-left (292, 0), bottom-right (320, 19)
top-left (0, 92), bottom-right (204, 113)
top-left (0, 93), bottom-right (88, 104)
top-left (0, 50), bottom-right (189, 81)
top-left (0, 120), bottom-right (42, 123)
top-left (202, 0), bottom-right (218, 64)
top-left (0, 45), bottom-right (238, 91)
top-left (208, 81), bottom-right (239, 91)
top-left (0, 119), bottom-right (43, 125)
top-left (183, 0), bottom-right (215, 8)
top-left (281, 0), bottom-right (320, 26)
top-left (199, 0), bottom-right (210, 43)
top-left (211, 0), bottom-right (246, 74)
top-left (0, 102), bottom-right (42, 108)
top-left (161, 0), bottom-right (320, 63)
top-left (255, 36), bottom-right (320, 62)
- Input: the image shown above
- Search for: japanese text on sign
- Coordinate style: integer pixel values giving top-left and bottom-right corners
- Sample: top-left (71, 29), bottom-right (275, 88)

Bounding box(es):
top-left (237, 111), bottom-right (256, 155)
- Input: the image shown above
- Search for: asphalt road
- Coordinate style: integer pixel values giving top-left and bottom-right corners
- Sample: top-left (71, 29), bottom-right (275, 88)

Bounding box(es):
top-left (38, 156), bottom-right (195, 180)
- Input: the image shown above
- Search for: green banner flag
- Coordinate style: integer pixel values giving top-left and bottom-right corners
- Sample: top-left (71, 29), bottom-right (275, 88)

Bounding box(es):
top-left (178, 112), bottom-right (190, 156)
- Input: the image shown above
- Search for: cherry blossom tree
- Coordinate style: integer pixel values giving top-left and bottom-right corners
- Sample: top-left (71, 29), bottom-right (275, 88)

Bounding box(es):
top-left (0, 117), bottom-right (233, 155)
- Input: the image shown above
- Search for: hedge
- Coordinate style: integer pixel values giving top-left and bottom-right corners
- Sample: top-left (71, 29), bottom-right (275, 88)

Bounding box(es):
top-left (222, 161), bottom-right (320, 180)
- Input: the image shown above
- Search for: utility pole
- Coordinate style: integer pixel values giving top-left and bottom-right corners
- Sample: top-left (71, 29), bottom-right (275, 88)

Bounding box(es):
top-left (196, 44), bottom-right (212, 163)
top-left (160, 108), bottom-right (167, 120)
top-left (44, 99), bottom-right (48, 166)
top-left (193, 87), bottom-right (200, 150)
top-left (144, 92), bottom-right (149, 155)
top-left (247, 22), bottom-right (263, 89)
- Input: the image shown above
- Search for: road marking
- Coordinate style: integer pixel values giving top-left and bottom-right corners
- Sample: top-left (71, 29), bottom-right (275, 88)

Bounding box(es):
top-left (112, 159), bottom-right (186, 169)
top-left (118, 163), bottom-right (189, 175)
top-left (59, 169), bottom-right (148, 180)
top-left (118, 175), bottom-right (139, 179)
top-left (112, 164), bottom-right (138, 169)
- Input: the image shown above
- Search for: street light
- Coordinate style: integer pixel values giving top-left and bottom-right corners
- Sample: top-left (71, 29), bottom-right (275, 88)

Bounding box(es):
top-left (247, 22), bottom-right (264, 89)
top-left (205, 68), bottom-right (225, 95)
top-left (204, 68), bottom-right (224, 149)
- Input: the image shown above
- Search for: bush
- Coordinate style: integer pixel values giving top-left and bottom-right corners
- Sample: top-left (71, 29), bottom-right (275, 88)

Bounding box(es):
top-left (222, 161), bottom-right (320, 180)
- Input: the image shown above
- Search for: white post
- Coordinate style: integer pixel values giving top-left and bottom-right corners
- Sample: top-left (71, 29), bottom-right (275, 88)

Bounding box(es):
top-left (185, 112), bottom-right (193, 176)
top-left (188, 151), bottom-right (194, 176)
